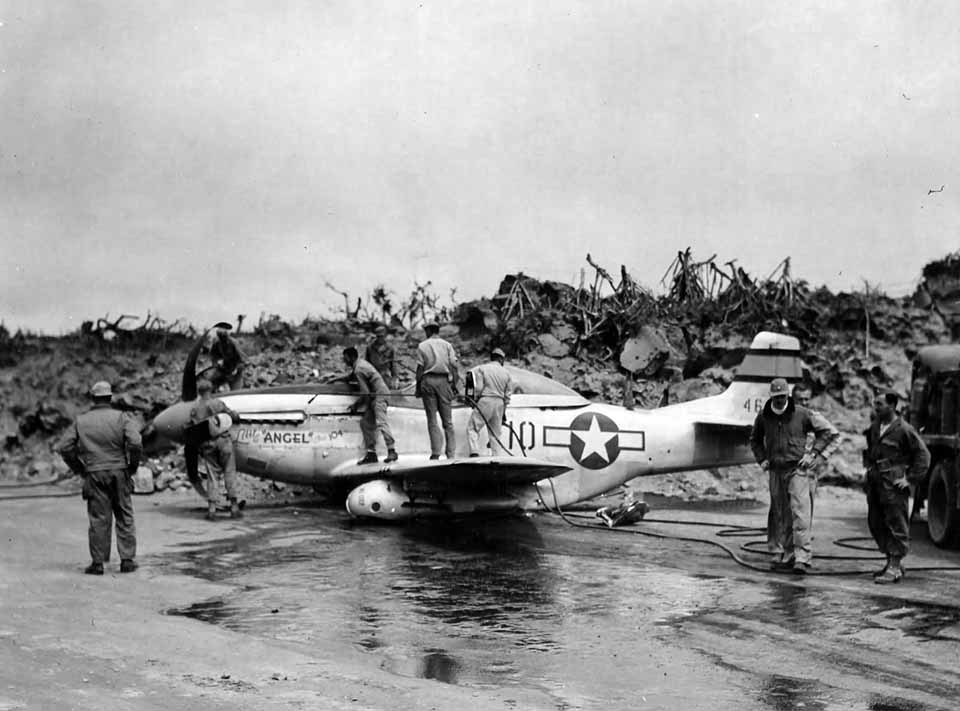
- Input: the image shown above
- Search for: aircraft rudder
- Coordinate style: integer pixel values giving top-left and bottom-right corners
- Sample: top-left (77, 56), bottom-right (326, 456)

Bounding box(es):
top-left (733, 331), bottom-right (804, 384)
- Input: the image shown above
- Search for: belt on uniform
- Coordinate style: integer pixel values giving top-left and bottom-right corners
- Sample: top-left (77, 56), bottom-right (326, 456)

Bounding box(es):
top-left (770, 460), bottom-right (800, 469)
top-left (423, 372), bottom-right (449, 378)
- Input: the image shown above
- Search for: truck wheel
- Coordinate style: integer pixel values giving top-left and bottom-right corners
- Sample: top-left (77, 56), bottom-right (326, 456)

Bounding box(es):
top-left (927, 460), bottom-right (960, 548)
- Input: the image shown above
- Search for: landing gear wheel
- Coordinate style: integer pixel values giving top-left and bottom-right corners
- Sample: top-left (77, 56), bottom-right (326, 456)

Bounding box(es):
top-left (926, 460), bottom-right (960, 549)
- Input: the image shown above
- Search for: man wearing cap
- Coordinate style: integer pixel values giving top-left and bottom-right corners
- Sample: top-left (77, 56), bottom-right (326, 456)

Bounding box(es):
top-left (57, 381), bottom-right (143, 575)
top-left (415, 321), bottom-right (460, 459)
top-left (750, 377), bottom-right (840, 574)
top-left (343, 346), bottom-right (398, 465)
top-left (466, 348), bottom-right (514, 456)
top-left (863, 388), bottom-right (930, 584)
top-left (366, 325), bottom-right (398, 389)
top-left (209, 327), bottom-right (246, 391)
top-left (190, 379), bottom-right (242, 520)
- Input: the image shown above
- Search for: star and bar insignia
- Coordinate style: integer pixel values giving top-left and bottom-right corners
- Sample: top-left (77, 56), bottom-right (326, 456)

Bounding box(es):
top-left (543, 412), bottom-right (645, 469)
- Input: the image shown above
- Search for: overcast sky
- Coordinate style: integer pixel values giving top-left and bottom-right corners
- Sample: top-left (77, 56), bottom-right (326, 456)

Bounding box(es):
top-left (3, 1), bottom-right (958, 334)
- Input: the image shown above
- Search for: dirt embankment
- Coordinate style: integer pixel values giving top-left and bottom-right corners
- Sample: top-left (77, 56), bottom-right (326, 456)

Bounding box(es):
top-left (2, 253), bottom-right (957, 503)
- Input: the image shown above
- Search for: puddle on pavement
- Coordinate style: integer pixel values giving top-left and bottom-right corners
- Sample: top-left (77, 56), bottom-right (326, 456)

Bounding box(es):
top-left (754, 674), bottom-right (943, 711)
top-left (160, 506), bottom-right (958, 709)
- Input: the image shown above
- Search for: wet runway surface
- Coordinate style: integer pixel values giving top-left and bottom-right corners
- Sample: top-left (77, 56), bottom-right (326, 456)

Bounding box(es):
top-left (158, 501), bottom-right (960, 710)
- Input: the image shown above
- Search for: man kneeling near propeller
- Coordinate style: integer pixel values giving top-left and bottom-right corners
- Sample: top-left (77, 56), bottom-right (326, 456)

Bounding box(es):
top-left (189, 378), bottom-right (243, 520)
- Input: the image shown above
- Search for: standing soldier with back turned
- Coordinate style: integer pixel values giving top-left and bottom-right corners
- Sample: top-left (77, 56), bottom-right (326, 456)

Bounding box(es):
top-left (863, 388), bottom-right (931, 584)
top-left (58, 381), bottom-right (143, 575)
top-left (466, 347), bottom-right (513, 456)
top-left (415, 321), bottom-right (459, 460)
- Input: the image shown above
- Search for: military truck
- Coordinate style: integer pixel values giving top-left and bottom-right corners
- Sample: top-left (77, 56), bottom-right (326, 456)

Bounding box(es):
top-left (908, 345), bottom-right (960, 548)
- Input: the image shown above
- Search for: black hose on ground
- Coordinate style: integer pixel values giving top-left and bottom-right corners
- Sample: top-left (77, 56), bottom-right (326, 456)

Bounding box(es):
top-left (0, 471), bottom-right (78, 501)
top-left (535, 475), bottom-right (960, 576)
top-left (403, 380), bottom-right (960, 576)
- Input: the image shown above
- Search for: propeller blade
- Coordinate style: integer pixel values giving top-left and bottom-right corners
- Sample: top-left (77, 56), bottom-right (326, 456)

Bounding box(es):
top-left (184, 443), bottom-right (208, 499)
top-left (181, 335), bottom-right (207, 402)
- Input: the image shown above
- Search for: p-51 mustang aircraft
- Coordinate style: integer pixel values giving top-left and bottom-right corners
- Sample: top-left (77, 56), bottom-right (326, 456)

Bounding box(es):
top-left (152, 331), bottom-right (803, 521)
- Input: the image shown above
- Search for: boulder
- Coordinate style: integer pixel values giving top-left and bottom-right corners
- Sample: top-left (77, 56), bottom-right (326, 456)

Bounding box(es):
top-left (619, 326), bottom-right (680, 375)
top-left (538, 333), bottom-right (570, 358)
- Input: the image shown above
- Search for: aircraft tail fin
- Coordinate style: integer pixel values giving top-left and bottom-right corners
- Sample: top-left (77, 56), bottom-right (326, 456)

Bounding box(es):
top-left (663, 331), bottom-right (804, 425)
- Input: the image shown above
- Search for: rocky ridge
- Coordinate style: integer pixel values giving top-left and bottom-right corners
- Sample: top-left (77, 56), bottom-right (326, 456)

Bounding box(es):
top-left (2, 252), bottom-right (958, 505)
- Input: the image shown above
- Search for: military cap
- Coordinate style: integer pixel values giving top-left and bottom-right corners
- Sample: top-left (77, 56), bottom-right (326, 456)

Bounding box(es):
top-left (90, 381), bottom-right (112, 398)
top-left (769, 378), bottom-right (789, 395)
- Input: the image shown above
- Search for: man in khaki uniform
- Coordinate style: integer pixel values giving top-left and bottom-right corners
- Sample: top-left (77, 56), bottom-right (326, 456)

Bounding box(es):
top-left (189, 379), bottom-right (241, 520)
top-left (58, 381), bottom-right (142, 575)
top-left (792, 383), bottom-right (841, 516)
top-left (467, 348), bottom-right (513, 456)
top-left (415, 322), bottom-right (459, 459)
top-left (366, 325), bottom-right (398, 389)
top-left (344, 346), bottom-right (398, 465)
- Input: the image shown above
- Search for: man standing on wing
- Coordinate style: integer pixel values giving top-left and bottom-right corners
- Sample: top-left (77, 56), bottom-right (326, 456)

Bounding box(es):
top-left (466, 347), bottom-right (513, 456)
top-left (415, 321), bottom-right (459, 460)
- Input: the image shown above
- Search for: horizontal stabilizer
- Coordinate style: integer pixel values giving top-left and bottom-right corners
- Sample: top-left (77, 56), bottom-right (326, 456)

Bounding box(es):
top-left (332, 455), bottom-right (571, 487)
top-left (693, 417), bottom-right (754, 431)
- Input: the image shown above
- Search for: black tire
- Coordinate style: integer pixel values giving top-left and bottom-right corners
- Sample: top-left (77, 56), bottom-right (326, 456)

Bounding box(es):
top-left (926, 459), bottom-right (960, 548)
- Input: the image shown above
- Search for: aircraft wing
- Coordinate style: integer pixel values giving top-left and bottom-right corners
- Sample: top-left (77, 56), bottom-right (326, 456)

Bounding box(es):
top-left (331, 456), bottom-right (572, 487)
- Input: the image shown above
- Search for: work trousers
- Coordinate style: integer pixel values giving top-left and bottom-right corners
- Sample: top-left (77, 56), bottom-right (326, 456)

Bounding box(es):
top-left (84, 468), bottom-right (136, 564)
top-left (200, 435), bottom-right (238, 503)
top-left (467, 397), bottom-right (506, 455)
top-left (360, 396), bottom-right (395, 453)
top-left (768, 466), bottom-right (813, 565)
top-left (866, 479), bottom-right (910, 559)
top-left (210, 366), bottom-right (243, 391)
top-left (421, 374), bottom-right (455, 458)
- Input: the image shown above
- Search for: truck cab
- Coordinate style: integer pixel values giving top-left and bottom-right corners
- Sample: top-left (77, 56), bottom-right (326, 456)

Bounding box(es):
top-left (908, 345), bottom-right (960, 548)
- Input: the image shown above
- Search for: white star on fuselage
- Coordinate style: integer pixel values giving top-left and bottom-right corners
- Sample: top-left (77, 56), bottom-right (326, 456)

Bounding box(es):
top-left (572, 415), bottom-right (615, 463)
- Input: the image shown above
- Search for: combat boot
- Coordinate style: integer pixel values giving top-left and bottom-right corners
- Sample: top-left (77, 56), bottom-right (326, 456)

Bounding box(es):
top-left (120, 559), bottom-right (138, 573)
top-left (84, 562), bottom-right (104, 575)
top-left (357, 452), bottom-right (378, 465)
top-left (206, 502), bottom-right (218, 521)
top-left (229, 498), bottom-right (243, 519)
top-left (875, 557), bottom-right (903, 584)
top-left (385, 449), bottom-right (398, 463)
top-left (770, 554), bottom-right (794, 571)
top-left (872, 557), bottom-right (890, 579)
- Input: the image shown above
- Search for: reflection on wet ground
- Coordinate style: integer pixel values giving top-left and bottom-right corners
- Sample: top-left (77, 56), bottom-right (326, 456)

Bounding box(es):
top-left (161, 504), bottom-right (958, 710)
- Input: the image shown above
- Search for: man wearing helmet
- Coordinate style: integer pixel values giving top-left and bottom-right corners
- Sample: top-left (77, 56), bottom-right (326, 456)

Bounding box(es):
top-left (57, 381), bottom-right (142, 575)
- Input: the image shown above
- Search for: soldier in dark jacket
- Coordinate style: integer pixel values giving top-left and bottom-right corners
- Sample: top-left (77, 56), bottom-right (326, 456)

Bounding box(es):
top-left (58, 381), bottom-right (143, 575)
top-left (863, 389), bottom-right (931, 584)
top-left (750, 378), bottom-right (840, 574)
top-left (209, 327), bottom-right (245, 391)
